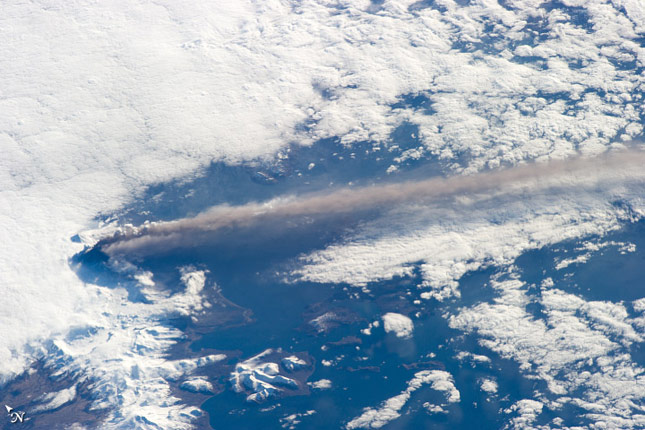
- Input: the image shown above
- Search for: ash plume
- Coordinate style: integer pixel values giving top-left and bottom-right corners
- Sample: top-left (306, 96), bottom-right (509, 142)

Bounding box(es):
top-left (100, 148), bottom-right (645, 257)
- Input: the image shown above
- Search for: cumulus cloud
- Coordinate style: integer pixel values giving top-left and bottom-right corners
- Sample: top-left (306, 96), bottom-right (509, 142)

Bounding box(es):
top-left (382, 313), bottom-right (414, 339)
top-left (504, 399), bottom-right (544, 429)
top-left (450, 269), bottom-right (645, 427)
top-left (280, 410), bottom-right (316, 430)
top-left (308, 379), bottom-right (332, 390)
top-left (346, 370), bottom-right (459, 429)
top-left (479, 378), bottom-right (498, 394)
top-left (1, 0), bottom-right (644, 428)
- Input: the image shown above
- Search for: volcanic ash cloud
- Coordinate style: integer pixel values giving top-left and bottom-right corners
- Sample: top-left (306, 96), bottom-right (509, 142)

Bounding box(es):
top-left (102, 148), bottom-right (645, 257)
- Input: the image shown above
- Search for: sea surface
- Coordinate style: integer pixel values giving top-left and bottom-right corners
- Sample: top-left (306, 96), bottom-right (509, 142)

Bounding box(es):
top-left (65, 141), bottom-right (645, 429)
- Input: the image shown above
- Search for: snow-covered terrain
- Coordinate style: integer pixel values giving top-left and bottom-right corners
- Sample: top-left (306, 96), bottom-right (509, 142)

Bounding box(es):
top-left (229, 350), bottom-right (305, 403)
top-left (1, 0), bottom-right (645, 428)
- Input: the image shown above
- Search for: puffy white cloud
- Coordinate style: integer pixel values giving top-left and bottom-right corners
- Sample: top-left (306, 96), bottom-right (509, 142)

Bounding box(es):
top-left (479, 378), bottom-right (498, 394)
top-left (382, 313), bottom-right (414, 339)
top-left (504, 399), bottom-right (544, 429)
top-left (280, 410), bottom-right (316, 430)
top-left (456, 351), bottom-right (491, 365)
top-left (450, 270), bottom-right (645, 427)
top-left (308, 379), bottom-right (332, 390)
top-left (346, 369), bottom-right (459, 429)
top-left (1, 0), bottom-right (644, 428)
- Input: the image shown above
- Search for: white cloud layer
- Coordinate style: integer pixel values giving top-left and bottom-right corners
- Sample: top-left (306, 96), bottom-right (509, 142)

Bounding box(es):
top-left (1, 0), bottom-right (644, 428)
top-left (450, 270), bottom-right (645, 428)
top-left (295, 174), bottom-right (645, 300)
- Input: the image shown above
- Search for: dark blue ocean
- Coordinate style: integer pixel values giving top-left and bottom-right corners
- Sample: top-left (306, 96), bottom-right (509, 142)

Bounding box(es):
top-left (66, 128), bottom-right (645, 429)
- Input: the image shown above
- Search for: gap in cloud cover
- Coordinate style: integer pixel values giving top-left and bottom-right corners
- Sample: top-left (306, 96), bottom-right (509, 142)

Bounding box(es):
top-left (75, 215), bottom-right (453, 428)
top-left (448, 226), bottom-right (645, 428)
top-left (515, 218), bottom-right (645, 303)
top-left (72, 161), bottom-right (551, 429)
top-left (110, 121), bottom-right (445, 228)
top-left (62, 84), bottom-right (452, 430)
top-left (71, 153), bottom-right (645, 429)
top-left (95, 147), bottom-right (645, 259)
top-left (70, 141), bottom-right (645, 429)
top-left (3, 0), bottom-right (645, 428)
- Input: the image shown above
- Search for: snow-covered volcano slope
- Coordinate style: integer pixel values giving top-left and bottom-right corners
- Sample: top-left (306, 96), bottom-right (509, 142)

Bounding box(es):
top-left (1, 0), bottom-right (644, 428)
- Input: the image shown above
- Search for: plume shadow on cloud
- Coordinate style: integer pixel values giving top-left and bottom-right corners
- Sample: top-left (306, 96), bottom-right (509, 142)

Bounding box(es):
top-left (95, 148), bottom-right (645, 259)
